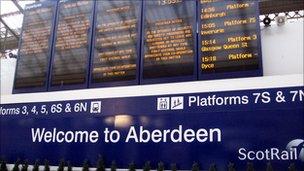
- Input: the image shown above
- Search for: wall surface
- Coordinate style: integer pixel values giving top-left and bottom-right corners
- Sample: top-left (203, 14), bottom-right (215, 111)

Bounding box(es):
top-left (261, 19), bottom-right (304, 76)
top-left (0, 58), bottom-right (16, 96)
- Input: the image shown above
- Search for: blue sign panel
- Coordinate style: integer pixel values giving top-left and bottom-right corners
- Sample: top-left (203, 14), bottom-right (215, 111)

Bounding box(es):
top-left (140, 0), bottom-right (197, 84)
top-left (13, 1), bottom-right (57, 94)
top-left (89, 0), bottom-right (142, 88)
top-left (198, 0), bottom-right (263, 80)
top-left (49, 0), bottom-right (95, 91)
top-left (1, 86), bottom-right (303, 170)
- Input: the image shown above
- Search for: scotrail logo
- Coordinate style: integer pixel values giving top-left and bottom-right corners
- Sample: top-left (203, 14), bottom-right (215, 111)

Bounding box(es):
top-left (238, 139), bottom-right (304, 161)
top-left (286, 139), bottom-right (304, 161)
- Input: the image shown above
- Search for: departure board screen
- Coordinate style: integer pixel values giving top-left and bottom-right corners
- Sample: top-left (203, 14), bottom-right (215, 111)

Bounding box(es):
top-left (142, 0), bottom-right (197, 82)
top-left (199, 0), bottom-right (262, 79)
top-left (51, 0), bottom-right (94, 88)
top-left (91, 0), bottom-right (141, 86)
top-left (14, 2), bottom-right (56, 93)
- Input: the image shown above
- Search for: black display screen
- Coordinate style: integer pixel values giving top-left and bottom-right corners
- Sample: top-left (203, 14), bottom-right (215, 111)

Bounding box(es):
top-left (91, 0), bottom-right (141, 84)
top-left (14, 2), bottom-right (56, 92)
top-left (51, 0), bottom-right (93, 87)
top-left (199, 0), bottom-right (262, 77)
top-left (142, 0), bottom-right (196, 80)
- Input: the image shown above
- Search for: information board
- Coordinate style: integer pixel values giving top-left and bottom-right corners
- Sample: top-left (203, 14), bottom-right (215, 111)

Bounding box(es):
top-left (49, 0), bottom-right (94, 90)
top-left (141, 0), bottom-right (197, 84)
top-left (14, 0), bottom-right (265, 93)
top-left (13, 1), bottom-right (57, 93)
top-left (90, 0), bottom-right (142, 87)
top-left (198, 0), bottom-right (263, 80)
top-left (1, 86), bottom-right (303, 170)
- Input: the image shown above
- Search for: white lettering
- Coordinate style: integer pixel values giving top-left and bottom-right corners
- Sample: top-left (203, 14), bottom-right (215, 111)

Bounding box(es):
top-left (238, 148), bottom-right (247, 160)
top-left (31, 128), bottom-right (99, 143)
top-left (125, 126), bottom-right (138, 142)
top-left (31, 128), bottom-right (45, 142)
top-left (125, 125), bottom-right (222, 143)
top-left (238, 147), bottom-right (299, 161)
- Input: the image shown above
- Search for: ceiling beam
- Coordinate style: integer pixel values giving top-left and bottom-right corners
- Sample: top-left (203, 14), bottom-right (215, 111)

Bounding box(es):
top-left (0, 36), bottom-right (18, 51)
top-left (259, 0), bottom-right (304, 14)
top-left (11, 0), bottom-right (24, 14)
top-left (0, 11), bottom-right (22, 18)
top-left (0, 17), bottom-right (19, 39)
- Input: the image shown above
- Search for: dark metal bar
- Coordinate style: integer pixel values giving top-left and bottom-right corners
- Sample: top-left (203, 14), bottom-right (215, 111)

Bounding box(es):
top-left (0, 36), bottom-right (18, 51)
top-left (259, 0), bottom-right (304, 14)
top-left (2, 29), bottom-right (8, 51)
top-left (0, 17), bottom-right (19, 39)
top-left (11, 0), bottom-right (24, 14)
top-left (0, 11), bottom-right (22, 18)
